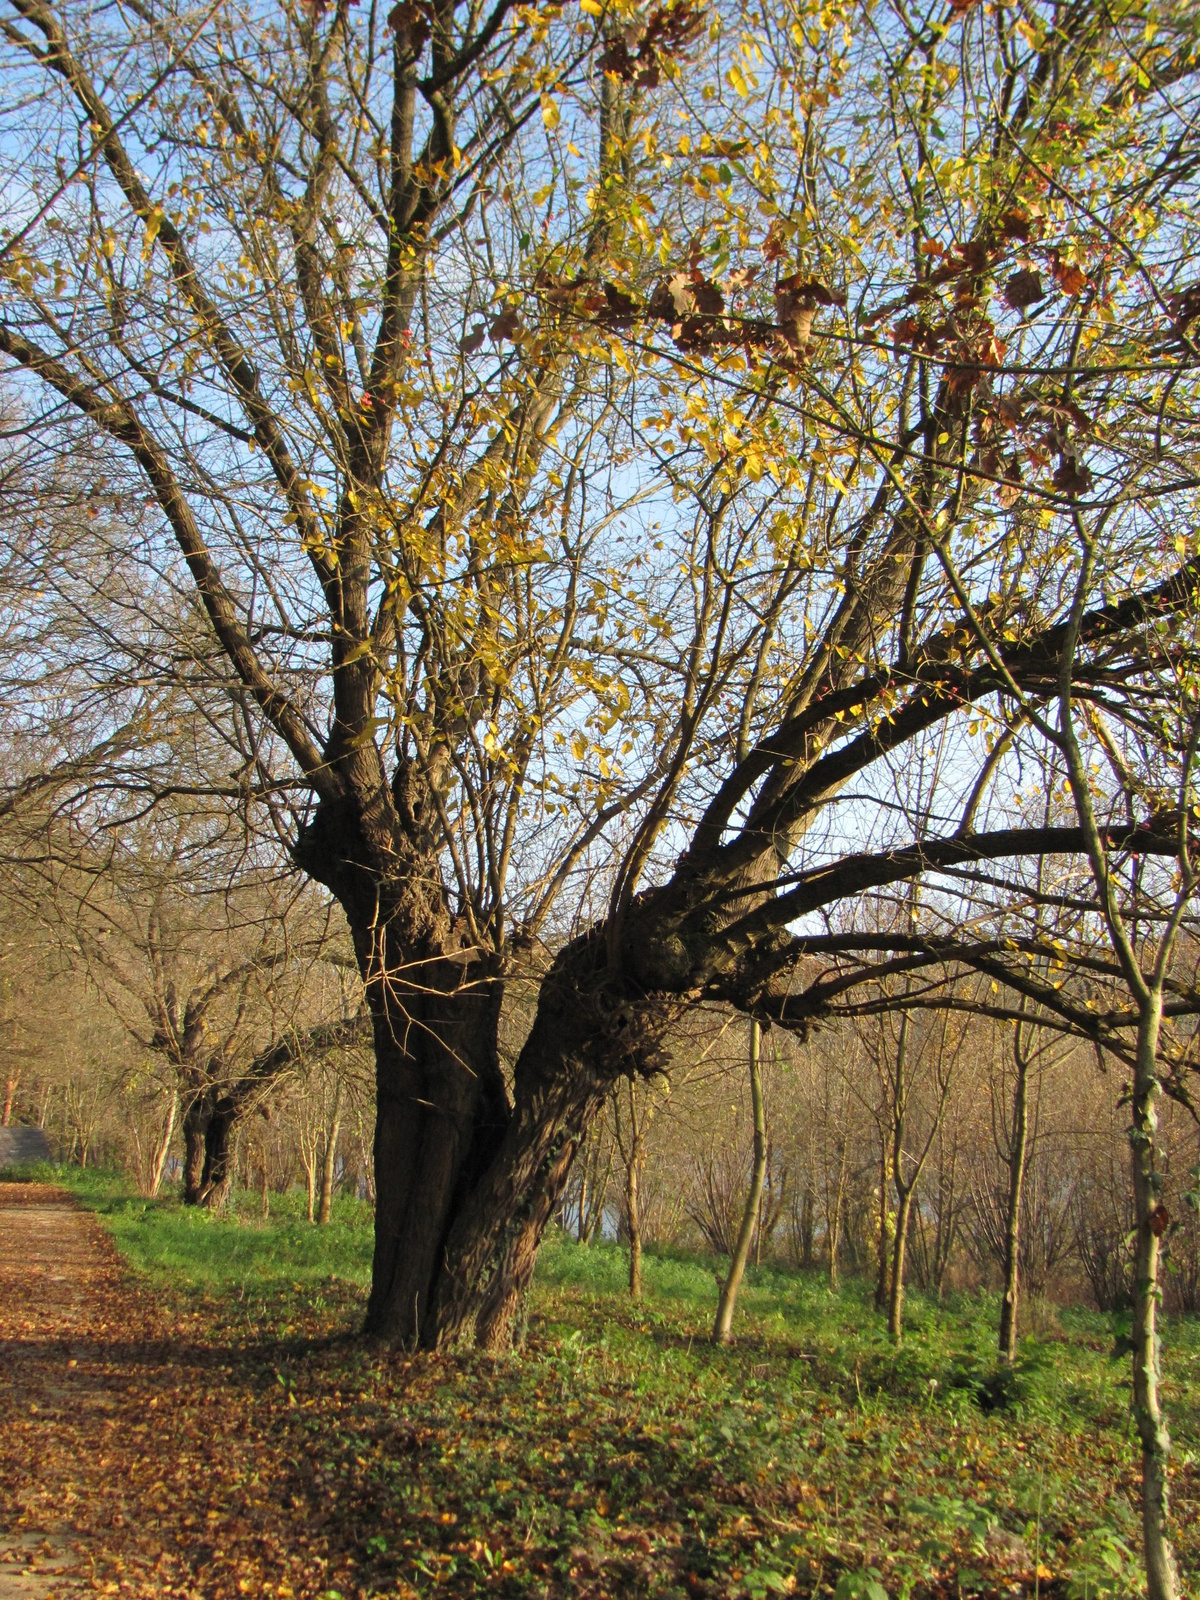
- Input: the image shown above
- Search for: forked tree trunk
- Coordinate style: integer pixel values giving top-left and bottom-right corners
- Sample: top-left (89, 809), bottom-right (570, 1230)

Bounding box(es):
top-left (295, 801), bottom-right (519, 1348)
top-left (713, 1020), bottom-right (767, 1345)
top-left (425, 930), bottom-right (675, 1352)
top-left (298, 797), bottom-right (682, 1353)
top-left (181, 1090), bottom-right (210, 1204)
top-left (2, 1070), bottom-right (18, 1125)
top-left (362, 979), bottom-right (508, 1344)
top-left (196, 1092), bottom-right (241, 1211)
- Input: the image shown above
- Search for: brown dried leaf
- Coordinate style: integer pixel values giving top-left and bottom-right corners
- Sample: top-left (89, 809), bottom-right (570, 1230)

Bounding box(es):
top-left (996, 208), bottom-right (1033, 243)
top-left (1167, 285), bottom-right (1200, 325)
top-left (692, 278), bottom-right (724, 316)
top-left (725, 266), bottom-right (759, 291)
top-left (1053, 260), bottom-right (1088, 296)
top-left (1052, 456), bottom-right (1093, 497)
top-left (762, 221), bottom-right (787, 263)
top-left (600, 283), bottom-right (637, 327)
top-left (1003, 269), bottom-right (1046, 311)
top-left (489, 306), bottom-right (521, 342)
top-left (387, 0), bottom-right (431, 46)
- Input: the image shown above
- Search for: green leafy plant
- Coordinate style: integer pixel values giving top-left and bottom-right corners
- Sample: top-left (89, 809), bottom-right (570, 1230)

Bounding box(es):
top-left (833, 1569), bottom-right (888, 1600)
top-left (1065, 1529), bottom-right (1141, 1599)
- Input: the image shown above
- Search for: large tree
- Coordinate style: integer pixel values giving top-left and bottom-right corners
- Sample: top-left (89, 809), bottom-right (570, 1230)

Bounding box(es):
top-left (2, 0), bottom-right (1199, 1402)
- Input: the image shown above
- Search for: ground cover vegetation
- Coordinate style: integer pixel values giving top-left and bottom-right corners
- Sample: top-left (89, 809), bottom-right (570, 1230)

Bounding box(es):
top-left (2, 0), bottom-right (1200, 1587)
top-left (4, 1167), bottom-right (1198, 1600)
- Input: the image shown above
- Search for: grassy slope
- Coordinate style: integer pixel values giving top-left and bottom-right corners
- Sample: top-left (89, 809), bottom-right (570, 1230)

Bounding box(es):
top-left (11, 1164), bottom-right (1200, 1599)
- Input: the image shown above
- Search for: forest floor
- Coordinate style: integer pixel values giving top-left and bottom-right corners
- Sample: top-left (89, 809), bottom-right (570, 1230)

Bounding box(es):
top-left (0, 1175), bottom-right (1198, 1600)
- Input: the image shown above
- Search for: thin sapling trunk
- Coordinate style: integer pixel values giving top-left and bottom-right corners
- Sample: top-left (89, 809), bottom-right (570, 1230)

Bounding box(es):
top-left (148, 1093), bottom-right (177, 1198)
top-left (713, 1019), bottom-right (767, 1345)
top-left (318, 1079), bottom-right (343, 1226)
top-left (999, 1026), bottom-right (1031, 1361)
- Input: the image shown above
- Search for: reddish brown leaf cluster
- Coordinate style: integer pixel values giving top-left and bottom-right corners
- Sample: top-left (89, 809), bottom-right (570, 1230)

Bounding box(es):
top-left (1167, 284), bottom-right (1200, 341)
top-left (891, 306), bottom-right (1008, 409)
top-left (876, 211), bottom-right (1088, 343)
top-left (1052, 257), bottom-right (1088, 296)
top-left (1003, 269), bottom-right (1046, 312)
top-left (387, 0), bottom-right (432, 49)
top-left (774, 275), bottom-right (846, 354)
top-left (598, 1), bottom-right (704, 88)
top-left (531, 264), bottom-right (843, 359)
top-left (977, 392), bottom-right (1094, 502)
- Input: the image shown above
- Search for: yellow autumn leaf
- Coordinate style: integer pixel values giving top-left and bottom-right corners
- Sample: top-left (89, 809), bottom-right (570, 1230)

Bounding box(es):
top-left (540, 95), bottom-right (561, 131)
top-left (142, 207), bottom-right (164, 258)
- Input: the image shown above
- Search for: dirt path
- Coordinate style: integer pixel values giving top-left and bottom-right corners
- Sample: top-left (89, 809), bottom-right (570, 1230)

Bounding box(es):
top-left (0, 1183), bottom-right (380, 1600)
top-left (0, 1183), bottom-right (134, 1598)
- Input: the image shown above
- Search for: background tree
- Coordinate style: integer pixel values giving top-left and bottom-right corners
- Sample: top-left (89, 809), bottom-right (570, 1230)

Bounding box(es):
top-left (711, 1017), bottom-right (767, 1343)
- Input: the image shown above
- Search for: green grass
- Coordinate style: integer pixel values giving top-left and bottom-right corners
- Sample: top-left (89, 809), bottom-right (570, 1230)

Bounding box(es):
top-left (10, 1164), bottom-right (1200, 1598)
top-left (3, 1163), bottom-right (374, 1332)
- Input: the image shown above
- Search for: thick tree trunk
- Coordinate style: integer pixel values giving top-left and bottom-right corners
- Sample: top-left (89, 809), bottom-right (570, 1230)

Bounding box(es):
top-left (296, 797), bottom-right (518, 1347)
top-left (1129, 995), bottom-right (1180, 1600)
top-left (296, 796), bottom-right (681, 1353)
top-left (428, 1024), bottom-right (610, 1348)
top-left (362, 978), bottom-right (508, 1343)
top-left (713, 1020), bottom-right (767, 1345)
top-left (2, 1070), bottom-right (18, 1125)
top-left (425, 930), bottom-right (676, 1352)
top-left (197, 1093), bottom-right (240, 1211)
top-left (181, 1091), bottom-right (210, 1204)
top-left (999, 1051), bottom-right (1030, 1362)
